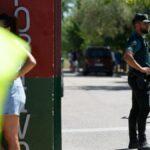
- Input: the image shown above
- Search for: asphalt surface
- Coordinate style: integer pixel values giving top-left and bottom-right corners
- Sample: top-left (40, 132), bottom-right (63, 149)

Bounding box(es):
top-left (62, 73), bottom-right (150, 150)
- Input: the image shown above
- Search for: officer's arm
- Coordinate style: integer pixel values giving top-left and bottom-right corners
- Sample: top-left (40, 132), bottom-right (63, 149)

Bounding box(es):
top-left (123, 51), bottom-right (150, 74)
top-left (123, 51), bottom-right (143, 72)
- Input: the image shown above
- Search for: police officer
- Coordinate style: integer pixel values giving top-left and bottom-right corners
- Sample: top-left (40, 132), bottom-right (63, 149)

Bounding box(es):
top-left (124, 13), bottom-right (150, 149)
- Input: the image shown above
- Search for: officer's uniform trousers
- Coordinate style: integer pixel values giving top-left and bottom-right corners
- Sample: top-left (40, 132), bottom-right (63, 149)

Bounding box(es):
top-left (128, 72), bottom-right (150, 142)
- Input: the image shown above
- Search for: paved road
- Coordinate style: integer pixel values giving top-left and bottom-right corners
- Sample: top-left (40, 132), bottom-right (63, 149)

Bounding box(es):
top-left (62, 73), bottom-right (150, 150)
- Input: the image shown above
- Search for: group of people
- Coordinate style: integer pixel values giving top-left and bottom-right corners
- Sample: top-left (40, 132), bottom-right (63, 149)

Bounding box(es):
top-left (68, 13), bottom-right (150, 149)
top-left (0, 14), bottom-right (36, 150)
top-left (68, 50), bottom-right (80, 73)
top-left (1, 11), bottom-right (150, 150)
top-left (67, 13), bottom-right (150, 149)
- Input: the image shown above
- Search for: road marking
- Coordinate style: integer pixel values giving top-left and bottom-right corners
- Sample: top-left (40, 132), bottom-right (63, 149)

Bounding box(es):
top-left (62, 126), bottom-right (150, 133)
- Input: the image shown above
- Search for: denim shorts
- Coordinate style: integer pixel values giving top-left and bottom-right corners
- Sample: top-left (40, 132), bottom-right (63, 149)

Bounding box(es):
top-left (3, 78), bottom-right (26, 116)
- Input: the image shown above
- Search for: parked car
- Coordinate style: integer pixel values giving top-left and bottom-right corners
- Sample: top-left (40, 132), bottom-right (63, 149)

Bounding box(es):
top-left (82, 47), bottom-right (114, 76)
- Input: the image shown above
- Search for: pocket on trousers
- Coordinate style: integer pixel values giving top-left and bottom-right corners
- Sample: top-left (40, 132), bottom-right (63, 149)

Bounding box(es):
top-left (128, 76), bottom-right (137, 90)
top-left (136, 76), bottom-right (146, 90)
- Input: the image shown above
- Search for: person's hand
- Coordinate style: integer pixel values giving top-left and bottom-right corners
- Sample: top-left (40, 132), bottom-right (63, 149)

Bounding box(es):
top-left (141, 67), bottom-right (150, 74)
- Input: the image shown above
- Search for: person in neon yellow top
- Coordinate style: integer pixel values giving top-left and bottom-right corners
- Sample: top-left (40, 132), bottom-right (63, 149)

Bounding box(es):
top-left (0, 14), bottom-right (36, 150)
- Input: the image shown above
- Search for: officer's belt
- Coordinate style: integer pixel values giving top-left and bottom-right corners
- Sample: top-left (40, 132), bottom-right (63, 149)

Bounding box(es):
top-left (129, 70), bottom-right (150, 81)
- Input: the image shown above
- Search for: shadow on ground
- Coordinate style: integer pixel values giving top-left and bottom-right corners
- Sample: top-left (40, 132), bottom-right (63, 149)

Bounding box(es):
top-left (65, 85), bottom-right (130, 91)
top-left (115, 148), bottom-right (128, 150)
top-left (63, 70), bottom-right (127, 78)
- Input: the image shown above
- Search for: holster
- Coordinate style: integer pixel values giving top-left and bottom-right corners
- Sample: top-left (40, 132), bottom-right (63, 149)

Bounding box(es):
top-left (136, 75), bottom-right (146, 90)
top-left (128, 70), bottom-right (150, 90)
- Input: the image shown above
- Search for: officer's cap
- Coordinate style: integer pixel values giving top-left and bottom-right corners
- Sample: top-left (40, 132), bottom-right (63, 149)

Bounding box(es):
top-left (132, 13), bottom-right (150, 25)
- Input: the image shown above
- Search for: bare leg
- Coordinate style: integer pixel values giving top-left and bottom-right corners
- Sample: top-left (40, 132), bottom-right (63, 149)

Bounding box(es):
top-left (0, 145), bottom-right (4, 150)
top-left (3, 115), bottom-right (20, 150)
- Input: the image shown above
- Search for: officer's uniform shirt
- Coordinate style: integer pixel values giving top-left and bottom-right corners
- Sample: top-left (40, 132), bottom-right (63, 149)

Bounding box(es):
top-left (126, 32), bottom-right (150, 73)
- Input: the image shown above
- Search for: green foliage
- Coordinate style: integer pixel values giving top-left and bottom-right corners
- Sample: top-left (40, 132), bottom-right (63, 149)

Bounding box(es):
top-left (75, 0), bottom-right (133, 49)
top-left (62, 17), bottom-right (84, 54)
top-left (62, 0), bottom-right (75, 19)
top-left (62, 0), bottom-right (150, 54)
top-left (126, 0), bottom-right (150, 6)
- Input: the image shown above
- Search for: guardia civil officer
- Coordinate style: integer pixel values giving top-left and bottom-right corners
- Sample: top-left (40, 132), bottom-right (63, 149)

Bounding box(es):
top-left (124, 13), bottom-right (150, 149)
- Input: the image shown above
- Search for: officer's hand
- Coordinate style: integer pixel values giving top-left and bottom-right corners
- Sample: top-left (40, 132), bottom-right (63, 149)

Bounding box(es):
top-left (141, 67), bottom-right (150, 74)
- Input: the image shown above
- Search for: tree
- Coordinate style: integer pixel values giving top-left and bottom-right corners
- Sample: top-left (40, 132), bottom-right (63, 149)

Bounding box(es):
top-left (126, 0), bottom-right (150, 6)
top-left (62, 0), bottom-right (150, 54)
top-left (62, 0), bottom-right (75, 19)
top-left (62, 17), bottom-right (84, 53)
top-left (62, 0), bottom-right (84, 54)
top-left (76, 0), bottom-right (134, 49)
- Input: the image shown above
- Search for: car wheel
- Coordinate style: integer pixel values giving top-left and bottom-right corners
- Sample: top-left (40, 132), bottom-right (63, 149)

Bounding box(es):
top-left (83, 70), bottom-right (89, 76)
top-left (106, 72), bottom-right (113, 76)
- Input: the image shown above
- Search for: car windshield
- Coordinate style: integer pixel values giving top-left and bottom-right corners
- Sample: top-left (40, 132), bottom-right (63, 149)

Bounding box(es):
top-left (86, 49), bottom-right (111, 58)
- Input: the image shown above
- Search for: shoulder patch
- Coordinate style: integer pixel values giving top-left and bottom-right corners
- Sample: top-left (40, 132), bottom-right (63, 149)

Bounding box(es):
top-left (131, 40), bottom-right (137, 46)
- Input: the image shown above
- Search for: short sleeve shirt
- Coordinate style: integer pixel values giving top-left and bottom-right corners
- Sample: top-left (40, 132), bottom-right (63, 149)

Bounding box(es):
top-left (126, 32), bottom-right (150, 69)
top-left (126, 38), bottom-right (141, 54)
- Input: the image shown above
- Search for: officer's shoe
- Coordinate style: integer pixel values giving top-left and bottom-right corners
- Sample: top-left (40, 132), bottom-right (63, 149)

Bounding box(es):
top-left (138, 141), bottom-right (150, 150)
top-left (128, 140), bottom-right (139, 149)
